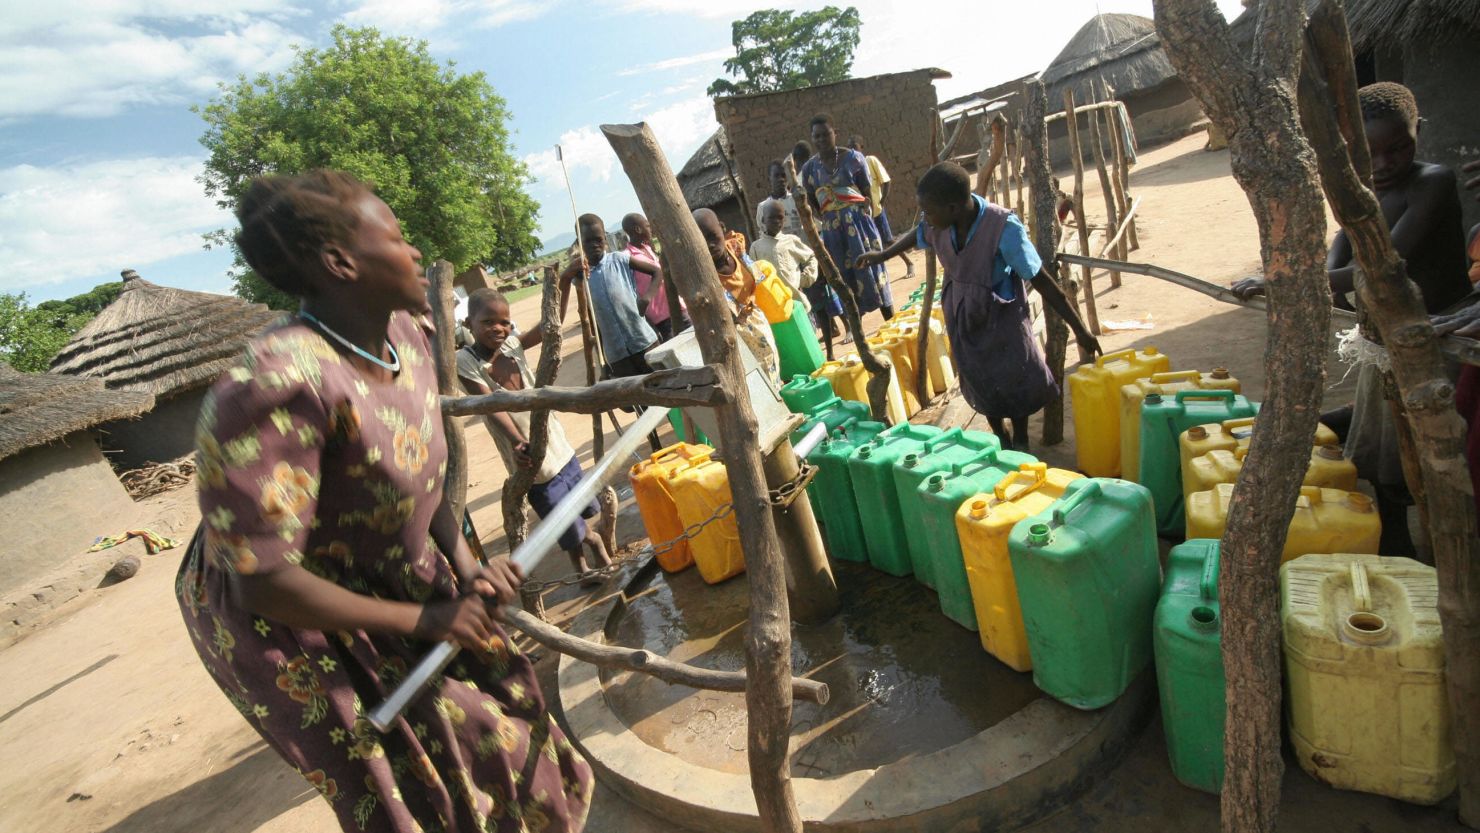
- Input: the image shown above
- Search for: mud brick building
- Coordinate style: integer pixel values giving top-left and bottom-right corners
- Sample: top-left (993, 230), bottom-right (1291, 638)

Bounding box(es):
top-left (713, 68), bottom-right (950, 233)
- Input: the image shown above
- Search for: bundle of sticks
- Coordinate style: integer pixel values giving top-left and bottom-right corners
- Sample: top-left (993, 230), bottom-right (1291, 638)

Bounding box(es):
top-left (120, 458), bottom-right (196, 499)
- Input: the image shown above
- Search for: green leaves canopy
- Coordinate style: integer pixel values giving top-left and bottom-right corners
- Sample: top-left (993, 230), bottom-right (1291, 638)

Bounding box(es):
top-left (198, 26), bottom-right (540, 309)
top-left (708, 6), bottom-right (862, 97)
top-left (1, 290), bottom-right (103, 373)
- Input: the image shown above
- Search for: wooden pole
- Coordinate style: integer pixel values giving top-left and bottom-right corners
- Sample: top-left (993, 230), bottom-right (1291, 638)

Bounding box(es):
top-left (998, 122), bottom-right (1013, 208)
top-left (602, 122), bottom-right (804, 833)
top-left (1087, 97), bottom-right (1123, 289)
top-left (1100, 102), bottom-right (1134, 262)
top-left (501, 267), bottom-right (564, 551)
top-left (1062, 89), bottom-right (1101, 336)
top-left (1108, 100), bottom-right (1140, 251)
top-left (974, 115), bottom-right (1006, 198)
top-left (1300, 2), bottom-right (1480, 822)
top-left (719, 131), bottom-right (759, 244)
top-left (1155, 1), bottom-right (1338, 830)
top-left (785, 157), bottom-right (895, 423)
top-left (1023, 81), bottom-right (1069, 446)
top-left (1013, 123), bottom-right (1026, 216)
top-left (428, 260), bottom-right (469, 520)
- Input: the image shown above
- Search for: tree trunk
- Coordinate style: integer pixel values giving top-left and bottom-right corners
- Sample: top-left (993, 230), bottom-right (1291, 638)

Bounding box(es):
top-left (501, 267), bottom-right (564, 550)
top-left (428, 260), bottom-right (469, 521)
top-left (1063, 90), bottom-right (1102, 336)
top-left (1299, 3), bottom-right (1480, 823)
top-left (1155, 2), bottom-right (1336, 831)
top-left (1020, 82), bottom-right (1068, 447)
top-left (603, 122), bottom-right (804, 833)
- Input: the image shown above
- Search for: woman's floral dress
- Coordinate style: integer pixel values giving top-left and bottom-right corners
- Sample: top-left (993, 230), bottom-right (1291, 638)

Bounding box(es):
top-left (176, 312), bottom-right (592, 833)
top-left (801, 148), bottom-right (892, 313)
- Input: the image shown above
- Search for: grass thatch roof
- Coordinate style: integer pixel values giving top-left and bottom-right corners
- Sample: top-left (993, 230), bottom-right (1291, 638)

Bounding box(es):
top-left (49, 270), bottom-right (283, 399)
top-left (677, 129), bottom-right (739, 211)
top-left (0, 364), bottom-right (154, 460)
top-left (1043, 13), bottom-right (1178, 105)
top-left (1346, 0), bottom-right (1480, 49)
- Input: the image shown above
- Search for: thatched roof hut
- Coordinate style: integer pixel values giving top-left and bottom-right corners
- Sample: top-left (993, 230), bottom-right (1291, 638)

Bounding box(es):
top-left (1041, 13), bottom-right (1206, 163)
top-left (50, 269), bottom-right (282, 397)
top-left (676, 129), bottom-right (750, 237)
top-left (1043, 13), bottom-right (1176, 104)
top-left (0, 365), bottom-right (153, 462)
top-left (0, 366), bottom-right (154, 594)
top-left (49, 269), bottom-right (281, 467)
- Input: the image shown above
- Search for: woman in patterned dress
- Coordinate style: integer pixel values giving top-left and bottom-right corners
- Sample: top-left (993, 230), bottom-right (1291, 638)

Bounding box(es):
top-left (800, 112), bottom-right (895, 326)
top-left (176, 170), bottom-right (592, 832)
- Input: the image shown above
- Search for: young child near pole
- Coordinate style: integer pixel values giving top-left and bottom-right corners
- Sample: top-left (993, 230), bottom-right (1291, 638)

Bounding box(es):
top-left (858, 161), bottom-right (1101, 451)
top-left (457, 289), bottom-right (613, 580)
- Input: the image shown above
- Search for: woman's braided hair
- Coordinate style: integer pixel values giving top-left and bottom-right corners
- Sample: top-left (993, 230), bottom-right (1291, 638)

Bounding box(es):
top-left (235, 170), bottom-right (375, 297)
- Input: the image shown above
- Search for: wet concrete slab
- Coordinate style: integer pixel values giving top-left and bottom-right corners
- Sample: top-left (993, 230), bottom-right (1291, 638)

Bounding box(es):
top-left (600, 559), bottom-right (1042, 776)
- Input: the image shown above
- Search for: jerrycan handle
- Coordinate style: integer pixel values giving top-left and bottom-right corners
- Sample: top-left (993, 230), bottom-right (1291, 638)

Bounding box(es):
top-left (1174, 389), bottom-right (1237, 403)
top-left (1299, 485), bottom-right (1321, 505)
top-left (1350, 562), bottom-right (1372, 613)
top-left (993, 462), bottom-right (1048, 502)
top-left (1223, 416), bottom-right (1256, 431)
top-left (1095, 348), bottom-right (1139, 367)
top-left (1199, 545), bottom-right (1221, 602)
top-left (1051, 480), bottom-right (1104, 528)
top-left (1150, 370), bottom-right (1203, 384)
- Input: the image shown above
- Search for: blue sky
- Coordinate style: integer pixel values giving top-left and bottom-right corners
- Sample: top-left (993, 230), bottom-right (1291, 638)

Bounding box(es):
top-left (0, 0), bottom-right (1244, 303)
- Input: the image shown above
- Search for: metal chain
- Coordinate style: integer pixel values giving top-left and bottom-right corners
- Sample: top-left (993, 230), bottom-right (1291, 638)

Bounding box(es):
top-left (517, 460), bottom-right (817, 595)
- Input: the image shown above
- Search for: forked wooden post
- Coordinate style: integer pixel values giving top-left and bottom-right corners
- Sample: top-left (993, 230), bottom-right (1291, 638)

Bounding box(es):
top-left (1108, 100), bottom-right (1140, 251)
top-left (571, 271), bottom-right (621, 553)
top-left (1087, 98), bottom-right (1123, 289)
top-left (602, 121), bottom-right (805, 833)
top-left (1062, 90), bottom-right (1101, 336)
top-left (975, 115), bottom-right (1006, 198)
top-left (917, 111), bottom-right (942, 406)
top-left (501, 267), bottom-right (564, 551)
top-left (428, 261), bottom-right (469, 520)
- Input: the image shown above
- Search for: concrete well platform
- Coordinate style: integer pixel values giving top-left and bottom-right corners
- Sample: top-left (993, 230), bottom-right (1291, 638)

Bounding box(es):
top-left (558, 559), bottom-right (1155, 832)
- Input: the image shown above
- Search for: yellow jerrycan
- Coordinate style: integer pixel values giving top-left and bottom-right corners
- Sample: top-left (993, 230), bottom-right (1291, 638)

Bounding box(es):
top-left (1068, 347), bottom-right (1171, 477)
top-left (1119, 369), bottom-right (1240, 482)
top-left (629, 443), bottom-right (712, 573)
top-left (884, 317), bottom-right (956, 395)
top-left (1186, 484), bottom-right (1379, 562)
top-left (814, 354), bottom-right (908, 425)
top-left (1183, 445), bottom-right (1358, 507)
top-left (1179, 416), bottom-right (1337, 477)
top-left (668, 450), bottom-right (745, 584)
top-left (751, 261), bottom-right (794, 324)
top-left (956, 463), bottom-right (1085, 671)
top-left (1282, 554), bottom-right (1453, 804)
top-left (867, 334), bottom-right (927, 415)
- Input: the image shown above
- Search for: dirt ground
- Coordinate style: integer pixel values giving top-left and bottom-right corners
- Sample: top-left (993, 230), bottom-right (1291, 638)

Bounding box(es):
top-left (0, 133), bottom-right (1455, 833)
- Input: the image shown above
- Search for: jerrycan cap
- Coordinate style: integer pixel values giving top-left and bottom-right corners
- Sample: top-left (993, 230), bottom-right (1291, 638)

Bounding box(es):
top-left (902, 452), bottom-right (919, 467)
top-left (1344, 611), bottom-right (1391, 643)
top-left (858, 444), bottom-right (873, 458)
top-left (927, 474), bottom-right (945, 492)
top-left (1345, 492), bottom-right (1374, 513)
top-left (1211, 367), bottom-right (1231, 380)
top-left (1187, 426), bottom-right (1208, 441)
top-left (1317, 445), bottom-right (1344, 460)
top-left (1145, 393), bottom-right (1164, 404)
top-left (1189, 605), bottom-right (1219, 632)
top-left (1146, 347), bottom-right (1160, 355)
top-left (969, 499), bottom-right (989, 520)
top-left (1025, 523), bottom-right (1053, 547)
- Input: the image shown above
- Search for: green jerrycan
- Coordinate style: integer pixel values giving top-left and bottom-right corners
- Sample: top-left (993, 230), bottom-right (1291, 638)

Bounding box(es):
top-left (780, 373), bottom-right (835, 415)
top-left (848, 423), bottom-right (944, 576)
top-left (806, 420), bottom-right (887, 562)
top-left (1010, 478), bottom-right (1161, 710)
top-left (893, 429), bottom-right (1010, 588)
top-left (1154, 539), bottom-right (1225, 794)
top-left (772, 298), bottom-right (825, 380)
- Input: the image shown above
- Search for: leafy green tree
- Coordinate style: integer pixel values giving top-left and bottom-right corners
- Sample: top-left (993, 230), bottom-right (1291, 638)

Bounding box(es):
top-left (708, 6), bottom-right (862, 97)
top-left (34, 281), bottom-right (122, 324)
top-left (198, 25), bottom-right (541, 309)
top-left (0, 292), bottom-right (90, 373)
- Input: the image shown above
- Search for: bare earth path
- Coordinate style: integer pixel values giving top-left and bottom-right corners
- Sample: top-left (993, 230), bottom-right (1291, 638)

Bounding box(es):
top-left (1, 134), bottom-right (1443, 833)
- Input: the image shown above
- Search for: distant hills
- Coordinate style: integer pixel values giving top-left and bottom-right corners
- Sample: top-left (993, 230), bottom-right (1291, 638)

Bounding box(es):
top-left (540, 231), bottom-right (576, 256)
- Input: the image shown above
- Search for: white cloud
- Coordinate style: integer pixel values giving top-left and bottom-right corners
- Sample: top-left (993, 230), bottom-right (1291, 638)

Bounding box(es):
top-left (339, 0), bottom-right (547, 36)
top-left (618, 47), bottom-right (732, 77)
top-left (0, 7), bottom-right (301, 120)
top-left (611, 0), bottom-right (800, 18)
top-left (0, 157), bottom-right (229, 291)
top-left (523, 126), bottom-right (618, 190)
